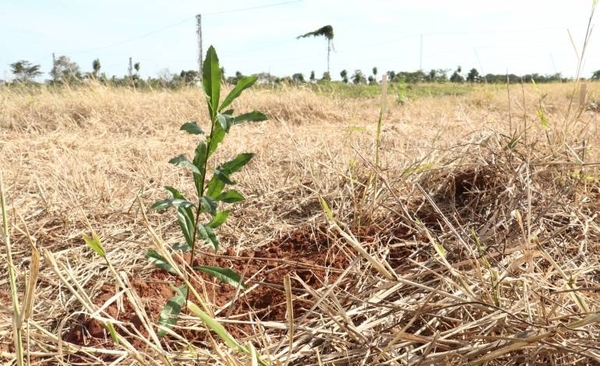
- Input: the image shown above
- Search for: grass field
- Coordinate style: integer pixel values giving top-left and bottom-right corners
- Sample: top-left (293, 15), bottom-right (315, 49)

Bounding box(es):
top-left (2, 81), bottom-right (600, 365)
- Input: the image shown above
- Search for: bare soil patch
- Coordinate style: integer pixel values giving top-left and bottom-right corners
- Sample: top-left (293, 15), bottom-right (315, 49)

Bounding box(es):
top-left (62, 224), bottom-right (350, 362)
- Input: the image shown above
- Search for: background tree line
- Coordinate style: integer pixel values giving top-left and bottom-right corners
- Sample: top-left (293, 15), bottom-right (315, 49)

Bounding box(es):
top-left (4, 56), bottom-right (600, 89)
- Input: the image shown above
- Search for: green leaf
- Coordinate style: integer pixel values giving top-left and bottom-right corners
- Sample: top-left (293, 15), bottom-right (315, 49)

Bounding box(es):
top-left (217, 113), bottom-right (234, 132)
top-left (180, 121), bottom-right (204, 135)
top-left (319, 196), bottom-right (334, 220)
top-left (83, 233), bottom-right (105, 258)
top-left (153, 196), bottom-right (193, 212)
top-left (106, 323), bottom-right (119, 344)
top-left (194, 266), bottom-right (245, 288)
top-left (169, 198), bottom-right (194, 208)
top-left (221, 153), bottom-right (254, 175)
top-left (187, 302), bottom-right (246, 352)
top-left (233, 111), bottom-right (268, 124)
top-left (152, 197), bottom-right (193, 214)
top-left (197, 224), bottom-right (219, 251)
top-left (157, 285), bottom-right (188, 337)
top-left (192, 141), bottom-right (208, 197)
top-left (505, 135), bottom-right (520, 150)
top-left (152, 198), bottom-right (173, 211)
top-left (171, 243), bottom-right (191, 253)
top-left (216, 190), bottom-right (245, 203)
top-left (169, 155), bottom-right (201, 175)
top-left (207, 124), bottom-right (226, 158)
top-left (211, 153), bottom-right (254, 189)
top-left (146, 249), bottom-right (177, 274)
top-left (219, 76), bottom-right (258, 112)
top-left (164, 186), bottom-right (187, 201)
top-left (434, 242), bottom-right (447, 257)
top-left (536, 108), bottom-right (550, 129)
top-left (163, 187), bottom-right (194, 209)
top-left (164, 187), bottom-right (196, 248)
top-left (202, 46), bottom-right (221, 120)
top-left (205, 175), bottom-right (226, 199)
top-left (199, 196), bottom-right (217, 215)
top-left (173, 284), bottom-right (187, 297)
top-left (208, 210), bottom-right (229, 228)
top-left (176, 207), bottom-right (196, 249)
top-left (215, 169), bottom-right (235, 185)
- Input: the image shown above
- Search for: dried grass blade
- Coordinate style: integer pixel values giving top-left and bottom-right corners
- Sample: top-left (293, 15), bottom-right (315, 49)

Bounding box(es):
top-left (283, 273), bottom-right (293, 366)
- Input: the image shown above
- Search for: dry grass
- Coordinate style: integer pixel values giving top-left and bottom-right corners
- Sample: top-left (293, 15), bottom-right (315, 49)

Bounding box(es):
top-left (1, 81), bottom-right (600, 365)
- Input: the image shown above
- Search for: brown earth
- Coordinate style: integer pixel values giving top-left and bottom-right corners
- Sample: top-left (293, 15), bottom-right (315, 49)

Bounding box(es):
top-left (61, 224), bottom-right (353, 362)
top-left (59, 218), bottom-right (420, 363)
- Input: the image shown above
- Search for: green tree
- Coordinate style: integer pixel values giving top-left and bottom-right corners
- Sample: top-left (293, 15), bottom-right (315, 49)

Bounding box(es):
top-left (253, 72), bottom-right (277, 84)
top-left (370, 67), bottom-right (378, 84)
top-left (320, 71), bottom-right (331, 82)
top-left (352, 69), bottom-right (366, 84)
top-left (340, 69), bottom-right (348, 83)
top-left (397, 70), bottom-right (426, 84)
top-left (436, 69), bottom-right (449, 82)
top-left (92, 59), bottom-right (101, 79)
top-left (310, 70), bottom-right (316, 83)
top-left (292, 73), bottom-right (305, 84)
top-left (9, 60), bottom-right (42, 83)
top-left (297, 25), bottom-right (334, 74)
top-left (450, 66), bottom-right (464, 83)
top-left (51, 55), bottom-right (82, 84)
top-left (387, 70), bottom-right (397, 82)
top-left (227, 71), bottom-right (245, 85)
top-left (466, 68), bottom-right (480, 83)
top-left (427, 69), bottom-right (437, 83)
top-left (180, 70), bottom-right (199, 85)
top-left (591, 70), bottom-right (600, 80)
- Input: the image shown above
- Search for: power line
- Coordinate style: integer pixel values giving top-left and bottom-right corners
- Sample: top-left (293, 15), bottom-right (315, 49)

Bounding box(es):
top-left (52, 1), bottom-right (304, 57)
top-left (205, 0), bottom-right (304, 15)
top-left (422, 25), bottom-right (570, 37)
top-left (222, 39), bottom-right (297, 58)
top-left (65, 16), bottom-right (196, 55)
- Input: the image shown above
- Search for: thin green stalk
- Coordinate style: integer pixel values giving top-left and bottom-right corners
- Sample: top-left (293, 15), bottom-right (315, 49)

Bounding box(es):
top-left (187, 79), bottom-right (222, 305)
top-left (370, 82), bottom-right (386, 215)
top-left (1, 170), bottom-right (24, 366)
top-left (187, 121), bottom-right (215, 305)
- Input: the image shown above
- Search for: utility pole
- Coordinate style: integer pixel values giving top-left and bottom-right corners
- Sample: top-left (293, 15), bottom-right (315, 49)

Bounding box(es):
top-left (128, 57), bottom-right (133, 78)
top-left (196, 14), bottom-right (203, 80)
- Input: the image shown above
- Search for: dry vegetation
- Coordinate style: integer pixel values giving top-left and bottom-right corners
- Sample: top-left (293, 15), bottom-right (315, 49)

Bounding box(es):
top-left (1, 81), bottom-right (600, 365)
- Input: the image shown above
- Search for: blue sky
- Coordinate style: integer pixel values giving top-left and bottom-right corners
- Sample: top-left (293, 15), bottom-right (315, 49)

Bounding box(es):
top-left (1, 0), bottom-right (599, 81)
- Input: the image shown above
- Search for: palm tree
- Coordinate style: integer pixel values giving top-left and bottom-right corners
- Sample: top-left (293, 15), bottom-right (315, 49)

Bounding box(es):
top-left (297, 25), bottom-right (334, 74)
top-left (340, 69), bottom-right (348, 83)
top-left (92, 59), bottom-right (101, 79)
top-left (352, 70), bottom-right (366, 85)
